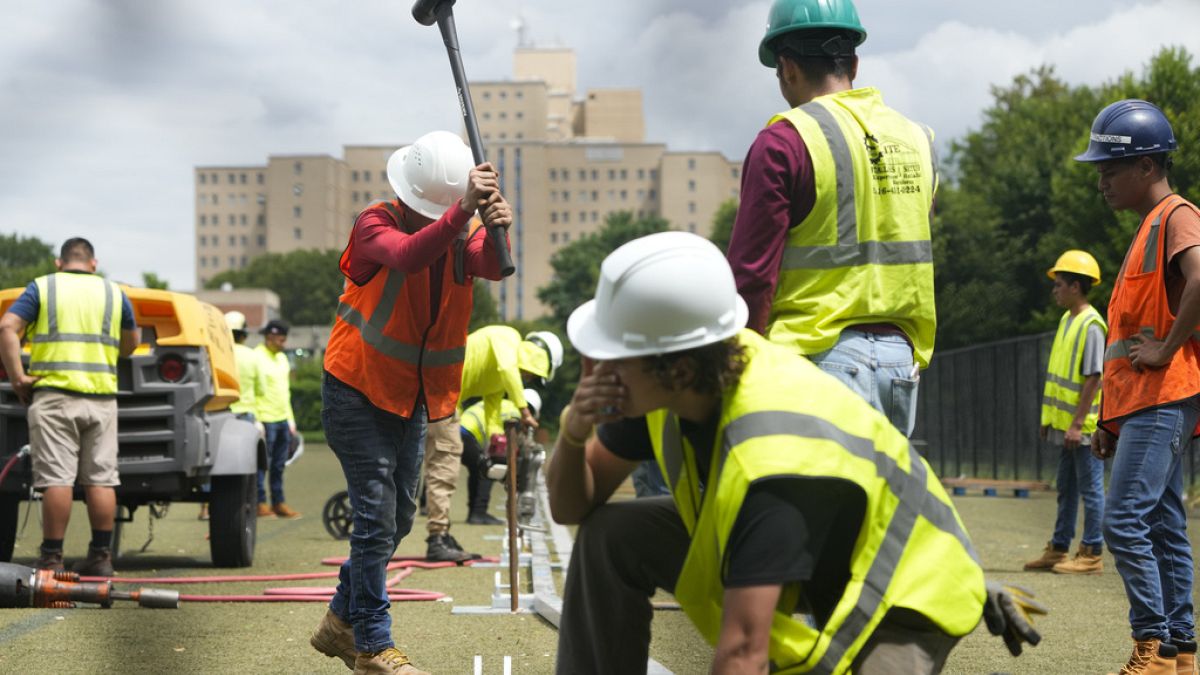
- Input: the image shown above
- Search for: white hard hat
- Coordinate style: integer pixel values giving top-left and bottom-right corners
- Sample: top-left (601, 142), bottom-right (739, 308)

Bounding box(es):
top-left (522, 388), bottom-right (542, 417)
top-left (387, 131), bottom-right (475, 219)
top-left (224, 310), bottom-right (247, 332)
top-left (567, 231), bottom-right (748, 360)
top-left (524, 331), bottom-right (564, 382)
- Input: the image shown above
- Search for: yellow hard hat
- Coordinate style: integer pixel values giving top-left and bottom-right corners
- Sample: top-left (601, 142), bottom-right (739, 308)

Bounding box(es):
top-left (1047, 250), bottom-right (1101, 284)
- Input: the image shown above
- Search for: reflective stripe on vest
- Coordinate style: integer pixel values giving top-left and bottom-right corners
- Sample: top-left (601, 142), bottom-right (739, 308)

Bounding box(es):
top-left (766, 88), bottom-right (938, 367)
top-left (28, 273), bottom-right (122, 393)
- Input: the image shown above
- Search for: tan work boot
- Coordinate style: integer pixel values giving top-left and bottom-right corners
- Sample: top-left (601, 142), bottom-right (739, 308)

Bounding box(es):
top-left (273, 502), bottom-right (302, 519)
top-left (1052, 544), bottom-right (1103, 575)
top-left (257, 502), bottom-right (274, 518)
top-left (310, 609), bottom-right (356, 669)
top-left (1108, 638), bottom-right (1178, 675)
top-left (354, 647), bottom-right (430, 674)
top-left (1023, 542), bottom-right (1068, 570)
top-left (35, 549), bottom-right (64, 572)
top-left (1176, 640), bottom-right (1197, 675)
top-left (71, 546), bottom-right (114, 577)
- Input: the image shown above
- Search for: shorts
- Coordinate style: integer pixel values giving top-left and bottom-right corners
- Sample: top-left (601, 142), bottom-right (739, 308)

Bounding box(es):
top-left (27, 389), bottom-right (120, 488)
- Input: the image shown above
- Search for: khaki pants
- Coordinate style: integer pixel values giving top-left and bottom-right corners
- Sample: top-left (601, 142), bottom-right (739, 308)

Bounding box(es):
top-left (423, 412), bottom-right (462, 535)
top-left (28, 389), bottom-right (120, 488)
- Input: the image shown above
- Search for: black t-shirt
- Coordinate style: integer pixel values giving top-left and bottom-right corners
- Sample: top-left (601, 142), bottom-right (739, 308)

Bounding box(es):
top-left (597, 415), bottom-right (867, 623)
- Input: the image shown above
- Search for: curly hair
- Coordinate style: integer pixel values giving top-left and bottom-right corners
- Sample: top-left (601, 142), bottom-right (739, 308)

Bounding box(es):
top-left (642, 338), bottom-right (747, 395)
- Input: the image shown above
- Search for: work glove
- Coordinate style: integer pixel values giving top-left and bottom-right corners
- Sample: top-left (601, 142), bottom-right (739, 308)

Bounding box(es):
top-left (983, 581), bottom-right (1047, 656)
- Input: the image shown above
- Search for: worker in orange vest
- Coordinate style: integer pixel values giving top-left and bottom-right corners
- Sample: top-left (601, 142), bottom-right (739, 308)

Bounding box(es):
top-left (1077, 99), bottom-right (1200, 675)
top-left (310, 130), bottom-right (513, 675)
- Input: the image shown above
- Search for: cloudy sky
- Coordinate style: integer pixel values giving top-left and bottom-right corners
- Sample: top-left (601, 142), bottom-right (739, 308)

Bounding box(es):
top-left (2, 0), bottom-right (1198, 290)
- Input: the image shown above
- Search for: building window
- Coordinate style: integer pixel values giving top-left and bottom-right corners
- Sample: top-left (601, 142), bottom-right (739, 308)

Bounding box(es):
top-left (688, 179), bottom-right (696, 192)
top-left (293, 206), bottom-right (302, 218)
top-left (212, 194), bottom-right (219, 205)
top-left (550, 212), bottom-right (558, 224)
top-left (549, 169), bottom-right (557, 181)
top-left (638, 168), bottom-right (645, 180)
top-left (688, 201), bottom-right (696, 213)
top-left (563, 232), bottom-right (570, 242)
top-left (499, 132), bottom-right (507, 140)
top-left (561, 168), bottom-right (569, 181)
top-left (620, 169), bottom-right (627, 180)
top-left (240, 235), bottom-right (248, 246)
top-left (240, 173), bottom-right (247, 184)
top-left (578, 169), bottom-right (586, 181)
top-left (515, 90), bottom-right (523, 99)
top-left (199, 215), bottom-right (207, 226)
top-left (240, 214), bottom-right (247, 226)
top-left (228, 215), bottom-right (236, 226)
top-left (257, 214), bottom-right (265, 226)
top-left (608, 169), bottom-right (616, 180)
top-left (199, 235), bottom-right (206, 246)
top-left (591, 190), bottom-right (598, 201)
top-left (482, 91), bottom-right (491, 100)
top-left (228, 173), bottom-right (236, 184)
top-left (550, 192), bottom-right (557, 203)
top-left (551, 232), bottom-right (558, 243)
top-left (516, 111), bottom-right (523, 119)
top-left (352, 191), bottom-right (359, 202)
top-left (200, 258), bottom-right (207, 268)
top-left (731, 168), bottom-right (739, 178)
top-left (563, 212), bottom-right (570, 223)
top-left (650, 169), bottom-right (659, 180)
top-left (210, 172), bottom-right (218, 183)
top-left (483, 112), bottom-right (491, 120)
top-left (579, 211), bottom-right (586, 222)
top-left (592, 211), bottom-right (599, 222)
top-left (257, 235), bottom-right (266, 246)
top-left (516, 132), bottom-right (523, 139)
top-left (591, 169), bottom-right (598, 180)
top-left (257, 172), bottom-right (264, 184)
top-left (578, 190), bottom-right (586, 201)
top-left (563, 191), bottom-right (570, 203)
top-left (363, 170), bottom-right (371, 182)
top-left (688, 158), bottom-right (696, 170)
top-left (293, 228), bottom-right (302, 240)
top-left (199, 174), bottom-right (207, 185)
top-left (620, 190), bottom-right (627, 200)
top-left (257, 194), bottom-right (266, 204)
top-left (688, 223), bottom-right (697, 233)
top-left (649, 188), bottom-right (657, 200)
top-left (499, 112), bottom-right (507, 120)
top-left (241, 256), bottom-right (248, 267)
top-left (637, 189), bottom-right (645, 200)
top-left (229, 256), bottom-right (236, 267)
top-left (211, 256), bottom-right (218, 266)
top-left (294, 161), bottom-right (303, 175)
top-left (228, 235), bottom-right (236, 246)
top-left (499, 91), bottom-right (507, 99)
top-left (293, 183), bottom-right (303, 196)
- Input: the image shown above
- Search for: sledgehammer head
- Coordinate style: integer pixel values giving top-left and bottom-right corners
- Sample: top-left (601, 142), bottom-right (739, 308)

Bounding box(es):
top-left (412, 0), bottom-right (455, 26)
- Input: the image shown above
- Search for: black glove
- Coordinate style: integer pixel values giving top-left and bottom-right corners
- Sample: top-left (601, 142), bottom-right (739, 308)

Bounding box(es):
top-left (983, 581), bottom-right (1047, 656)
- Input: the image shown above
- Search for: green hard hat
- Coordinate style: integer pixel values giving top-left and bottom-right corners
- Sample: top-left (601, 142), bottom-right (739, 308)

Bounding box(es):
top-left (759, 0), bottom-right (867, 67)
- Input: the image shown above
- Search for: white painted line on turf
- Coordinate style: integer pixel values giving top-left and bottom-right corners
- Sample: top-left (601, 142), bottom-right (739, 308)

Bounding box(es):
top-left (504, 655), bottom-right (512, 675)
top-left (474, 655), bottom-right (482, 675)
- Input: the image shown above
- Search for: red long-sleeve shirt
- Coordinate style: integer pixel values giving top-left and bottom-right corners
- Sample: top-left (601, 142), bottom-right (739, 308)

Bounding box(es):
top-left (727, 119), bottom-right (816, 333)
top-left (343, 201), bottom-right (507, 285)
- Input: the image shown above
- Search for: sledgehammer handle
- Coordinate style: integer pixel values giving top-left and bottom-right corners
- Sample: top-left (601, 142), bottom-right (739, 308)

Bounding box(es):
top-left (435, 8), bottom-right (515, 278)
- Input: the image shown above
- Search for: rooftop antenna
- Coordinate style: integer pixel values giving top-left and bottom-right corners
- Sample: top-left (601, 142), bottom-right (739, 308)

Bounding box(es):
top-left (510, 14), bottom-right (530, 48)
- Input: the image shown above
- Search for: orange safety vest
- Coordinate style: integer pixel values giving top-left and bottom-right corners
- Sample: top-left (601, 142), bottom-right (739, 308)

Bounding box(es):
top-left (324, 200), bottom-right (476, 420)
top-left (1102, 193), bottom-right (1200, 435)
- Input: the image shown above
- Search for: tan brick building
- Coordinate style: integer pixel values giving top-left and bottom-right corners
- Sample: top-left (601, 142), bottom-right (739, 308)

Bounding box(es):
top-left (194, 47), bottom-right (741, 320)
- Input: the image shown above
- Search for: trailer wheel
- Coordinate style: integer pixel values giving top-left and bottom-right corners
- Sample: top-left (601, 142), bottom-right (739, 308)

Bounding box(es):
top-left (209, 474), bottom-right (256, 567)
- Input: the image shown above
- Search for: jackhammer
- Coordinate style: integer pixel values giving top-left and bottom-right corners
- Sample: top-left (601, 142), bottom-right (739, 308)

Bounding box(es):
top-left (0, 562), bottom-right (179, 609)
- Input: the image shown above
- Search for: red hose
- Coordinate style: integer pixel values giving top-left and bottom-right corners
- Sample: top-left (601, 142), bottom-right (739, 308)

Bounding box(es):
top-left (0, 453), bottom-right (20, 489)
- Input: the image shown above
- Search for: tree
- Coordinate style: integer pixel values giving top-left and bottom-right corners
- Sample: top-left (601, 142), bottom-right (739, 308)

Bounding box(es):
top-left (469, 279), bottom-right (500, 332)
top-left (205, 249), bottom-right (344, 325)
top-left (141, 272), bottom-right (170, 290)
top-left (708, 198), bottom-right (738, 253)
top-left (0, 233), bottom-right (56, 289)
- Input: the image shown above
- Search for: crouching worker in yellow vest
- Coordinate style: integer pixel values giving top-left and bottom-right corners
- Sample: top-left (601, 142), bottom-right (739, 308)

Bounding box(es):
top-left (1024, 251), bottom-right (1107, 575)
top-left (546, 231), bottom-right (1045, 674)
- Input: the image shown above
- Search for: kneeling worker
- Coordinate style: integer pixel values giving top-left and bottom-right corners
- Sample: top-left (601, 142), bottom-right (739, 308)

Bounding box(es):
top-left (547, 232), bottom-right (1043, 674)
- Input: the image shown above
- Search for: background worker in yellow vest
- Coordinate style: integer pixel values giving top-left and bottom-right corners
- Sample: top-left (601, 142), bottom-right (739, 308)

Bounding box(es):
top-left (457, 389), bottom-right (540, 525)
top-left (1023, 251), bottom-right (1107, 576)
top-left (727, 0), bottom-right (937, 437)
top-left (421, 324), bottom-right (560, 561)
top-left (255, 319), bottom-right (299, 519)
top-left (547, 232), bottom-right (1042, 674)
top-left (0, 237), bottom-right (138, 576)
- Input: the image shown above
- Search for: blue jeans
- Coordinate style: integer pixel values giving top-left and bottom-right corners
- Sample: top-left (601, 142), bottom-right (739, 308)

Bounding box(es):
top-left (258, 421), bottom-right (290, 505)
top-left (1104, 401), bottom-right (1200, 641)
top-left (1051, 445), bottom-right (1105, 550)
top-left (322, 372), bottom-right (427, 653)
top-left (630, 461), bottom-right (670, 498)
top-left (807, 330), bottom-right (920, 437)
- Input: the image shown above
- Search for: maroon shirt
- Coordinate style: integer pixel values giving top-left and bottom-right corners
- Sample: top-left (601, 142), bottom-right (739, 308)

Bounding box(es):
top-left (343, 201), bottom-right (506, 285)
top-left (727, 119), bottom-right (816, 333)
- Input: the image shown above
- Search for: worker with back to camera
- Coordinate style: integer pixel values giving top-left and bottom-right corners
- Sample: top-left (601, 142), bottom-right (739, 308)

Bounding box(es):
top-left (254, 318), bottom-right (300, 520)
top-left (0, 237), bottom-right (138, 577)
top-left (546, 231), bottom-right (1044, 675)
top-left (458, 387), bottom-right (541, 525)
top-left (1023, 251), bottom-right (1107, 576)
top-left (1076, 99), bottom-right (1200, 675)
top-left (421, 324), bottom-right (562, 560)
top-left (311, 129), bottom-right (513, 674)
top-left (728, 0), bottom-right (938, 437)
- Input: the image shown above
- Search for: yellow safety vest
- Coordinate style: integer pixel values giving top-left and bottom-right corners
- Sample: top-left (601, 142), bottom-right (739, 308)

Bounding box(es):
top-left (28, 273), bottom-right (124, 395)
top-left (1040, 307), bottom-right (1106, 434)
top-left (230, 342), bottom-right (261, 415)
top-left (461, 399), bottom-right (520, 446)
top-left (767, 87), bottom-right (938, 366)
top-left (254, 344), bottom-right (293, 424)
top-left (648, 330), bottom-right (984, 673)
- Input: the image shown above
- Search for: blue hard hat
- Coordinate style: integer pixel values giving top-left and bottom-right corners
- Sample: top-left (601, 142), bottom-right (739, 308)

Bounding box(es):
top-left (1074, 99), bottom-right (1176, 163)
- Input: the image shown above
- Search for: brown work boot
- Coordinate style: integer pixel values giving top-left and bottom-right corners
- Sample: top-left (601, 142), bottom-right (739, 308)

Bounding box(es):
top-left (1176, 640), bottom-right (1197, 675)
top-left (71, 546), bottom-right (114, 577)
top-left (1023, 541), bottom-right (1068, 570)
top-left (35, 549), bottom-right (64, 572)
top-left (310, 609), bottom-right (356, 669)
top-left (353, 647), bottom-right (430, 675)
top-left (1108, 638), bottom-right (1178, 675)
top-left (257, 502), bottom-right (274, 518)
top-left (273, 502), bottom-right (302, 519)
top-left (1052, 544), bottom-right (1103, 575)
top-left (198, 503), bottom-right (209, 520)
